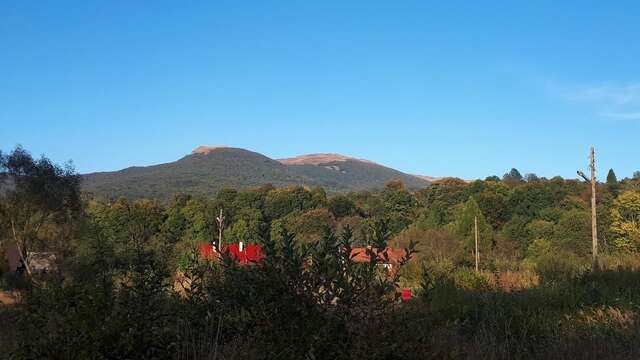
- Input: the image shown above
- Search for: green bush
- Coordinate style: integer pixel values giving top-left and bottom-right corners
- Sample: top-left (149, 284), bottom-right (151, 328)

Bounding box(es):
top-left (534, 251), bottom-right (587, 283)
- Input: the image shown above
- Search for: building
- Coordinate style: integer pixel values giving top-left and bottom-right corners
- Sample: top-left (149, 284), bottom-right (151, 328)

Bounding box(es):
top-left (349, 247), bottom-right (407, 274)
top-left (199, 242), bottom-right (265, 265)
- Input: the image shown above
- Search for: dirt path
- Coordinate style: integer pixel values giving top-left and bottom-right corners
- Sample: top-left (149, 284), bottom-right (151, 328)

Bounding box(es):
top-left (0, 291), bottom-right (20, 305)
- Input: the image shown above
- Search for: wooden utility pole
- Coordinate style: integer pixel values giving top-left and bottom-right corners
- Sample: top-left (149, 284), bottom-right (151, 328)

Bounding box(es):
top-left (589, 147), bottom-right (599, 271)
top-left (578, 147), bottom-right (599, 271)
top-left (474, 216), bottom-right (479, 273)
top-left (216, 208), bottom-right (225, 249)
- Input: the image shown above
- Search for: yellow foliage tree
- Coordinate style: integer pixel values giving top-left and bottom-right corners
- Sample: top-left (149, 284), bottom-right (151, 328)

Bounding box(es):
top-left (610, 190), bottom-right (640, 251)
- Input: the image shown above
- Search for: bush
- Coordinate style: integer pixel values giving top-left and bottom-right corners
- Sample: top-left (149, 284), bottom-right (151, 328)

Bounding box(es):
top-left (534, 251), bottom-right (587, 283)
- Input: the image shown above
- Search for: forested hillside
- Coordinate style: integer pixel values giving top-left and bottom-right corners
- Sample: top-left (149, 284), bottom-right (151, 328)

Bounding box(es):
top-left (82, 146), bottom-right (430, 200)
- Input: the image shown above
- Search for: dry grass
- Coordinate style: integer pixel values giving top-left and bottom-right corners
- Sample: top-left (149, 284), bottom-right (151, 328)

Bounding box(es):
top-left (493, 269), bottom-right (539, 291)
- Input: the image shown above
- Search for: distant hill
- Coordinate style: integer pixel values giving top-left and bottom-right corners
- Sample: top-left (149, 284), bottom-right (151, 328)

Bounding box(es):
top-left (82, 146), bottom-right (431, 199)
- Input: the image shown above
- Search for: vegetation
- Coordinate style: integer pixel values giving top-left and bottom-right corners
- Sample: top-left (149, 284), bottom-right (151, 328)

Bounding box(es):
top-left (2, 145), bottom-right (640, 359)
top-left (82, 147), bottom-right (429, 200)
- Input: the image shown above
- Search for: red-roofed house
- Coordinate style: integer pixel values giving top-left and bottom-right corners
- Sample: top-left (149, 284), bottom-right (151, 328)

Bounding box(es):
top-left (350, 247), bottom-right (407, 274)
top-left (199, 242), bottom-right (265, 265)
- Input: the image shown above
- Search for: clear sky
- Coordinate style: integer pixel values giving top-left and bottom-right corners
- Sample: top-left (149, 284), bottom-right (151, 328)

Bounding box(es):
top-left (1, 1), bottom-right (639, 179)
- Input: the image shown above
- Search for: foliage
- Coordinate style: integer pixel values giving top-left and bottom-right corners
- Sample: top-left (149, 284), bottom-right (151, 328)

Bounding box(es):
top-left (328, 195), bottom-right (357, 218)
top-left (610, 190), bottom-right (640, 251)
top-left (0, 146), bottom-right (81, 274)
top-left (455, 197), bottom-right (493, 256)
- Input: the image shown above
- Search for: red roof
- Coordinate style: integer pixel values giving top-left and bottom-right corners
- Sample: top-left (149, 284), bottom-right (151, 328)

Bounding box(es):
top-left (349, 247), bottom-right (406, 264)
top-left (199, 243), bottom-right (217, 260)
top-left (199, 243), bottom-right (265, 265)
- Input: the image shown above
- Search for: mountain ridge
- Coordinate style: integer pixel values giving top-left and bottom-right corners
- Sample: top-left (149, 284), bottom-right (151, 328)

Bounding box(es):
top-left (82, 146), bottom-right (431, 199)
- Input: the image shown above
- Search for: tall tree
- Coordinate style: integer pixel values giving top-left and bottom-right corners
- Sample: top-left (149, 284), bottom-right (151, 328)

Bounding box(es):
top-left (0, 146), bottom-right (81, 274)
top-left (606, 168), bottom-right (620, 195)
top-left (503, 168), bottom-right (523, 182)
top-left (328, 195), bottom-right (356, 219)
top-left (503, 168), bottom-right (524, 187)
top-left (606, 169), bottom-right (618, 185)
top-left (455, 197), bottom-right (492, 257)
top-left (525, 173), bottom-right (540, 183)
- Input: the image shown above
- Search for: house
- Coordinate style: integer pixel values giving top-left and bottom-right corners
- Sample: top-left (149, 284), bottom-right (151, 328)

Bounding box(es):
top-left (349, 247), bottom-right (407, 274)
top-left (199, 242), bottom-right (265, 265)
top-left (350, 247), bottom-right (413, 301)
top-left (195, 243), bottom-right (413, 300)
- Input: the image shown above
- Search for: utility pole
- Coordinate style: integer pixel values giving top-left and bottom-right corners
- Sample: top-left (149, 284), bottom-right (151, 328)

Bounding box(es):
top-left (216, 208), bottom-right (225, 249)
top-left (589, 147), bottom-right (598, 271)
top-left (474, 216), bottom-right (479, 273)
top-left (578, 146), bottom-right (599, 271)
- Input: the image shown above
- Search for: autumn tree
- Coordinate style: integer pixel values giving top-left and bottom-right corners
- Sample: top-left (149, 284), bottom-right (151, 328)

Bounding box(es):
top-left (610, 190), bottom-right (640, 251)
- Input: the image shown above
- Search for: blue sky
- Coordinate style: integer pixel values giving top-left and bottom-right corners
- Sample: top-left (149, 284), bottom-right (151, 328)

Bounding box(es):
top-left (1, 1), bottom-right (639, 179)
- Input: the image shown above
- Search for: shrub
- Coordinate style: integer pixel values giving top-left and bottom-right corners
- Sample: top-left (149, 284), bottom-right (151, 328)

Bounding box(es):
top-left (534, 251), bottom-right (587, 283)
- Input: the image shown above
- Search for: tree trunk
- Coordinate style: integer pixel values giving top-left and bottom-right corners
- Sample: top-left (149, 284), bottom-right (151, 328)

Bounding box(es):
top-left (10, 220), bottom-right (32, 276)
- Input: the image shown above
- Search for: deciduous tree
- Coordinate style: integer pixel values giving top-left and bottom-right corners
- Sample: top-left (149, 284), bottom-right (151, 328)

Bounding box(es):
top-left (610, 190), bottom-right (640, 251)
top-left (0, 146), bottom-right (81, 274)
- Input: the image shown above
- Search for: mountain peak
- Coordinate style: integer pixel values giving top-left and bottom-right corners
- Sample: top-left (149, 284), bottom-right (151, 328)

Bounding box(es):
top-left (278, 153), bottom-right (378, 166)
top-left (191, 145), bottom-right (230, 155)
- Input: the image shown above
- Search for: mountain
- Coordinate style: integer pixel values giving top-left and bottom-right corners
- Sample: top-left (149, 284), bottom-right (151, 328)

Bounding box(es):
top-left (82, 146), bottom-right (430, 199)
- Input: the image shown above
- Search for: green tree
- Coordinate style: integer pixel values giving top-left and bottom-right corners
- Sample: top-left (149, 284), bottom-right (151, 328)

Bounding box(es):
top-left (525, 173), bottom-right (541, 183)
top-left (503, 168), bottom-right (523, 186)
top-left (607, 169), bottom-right (618, 185)
top-left (88, 198), bottom-right (165, 266)
top-left (554, 209), bottom-right (591, 255)
top-left (285, 208), bottom-right (335, 243)
top-left (610, 190), bottom-right (640, 251)
top-left (526, 219), bottom-right (555, 241)
top-left (264, 186), bottom-right (314, 220)
top-left (607, 168), bottom-right (620, 195)
top-left (416, 179), bottom-right (469, 224)
top-left (159, 193), bottom-right (191, 243)
top-left (455, 198), bottom-right (492, 256)
top-left (181, 198), bottom-right (217, 244)
top-left (508, 182), bottom-right (566, 219)
top-left (382, 184), bottom-right (417, 234)
top-left (328, 195), bottom-right (356, 218)
top-left (0, 146), bottom-right (81, 274)
top-left (310, 186), bottom-right (328, 207)
top-left (501, 215), bottom-right (530, 250)
top-left (475, 190), bottom-right (510, 229)
top-left (224, 208), bottom-right (265, 244)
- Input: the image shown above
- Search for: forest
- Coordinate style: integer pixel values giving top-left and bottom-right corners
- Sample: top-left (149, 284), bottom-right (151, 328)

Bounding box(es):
top-left (2, 145), bottom-right (640, 359)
